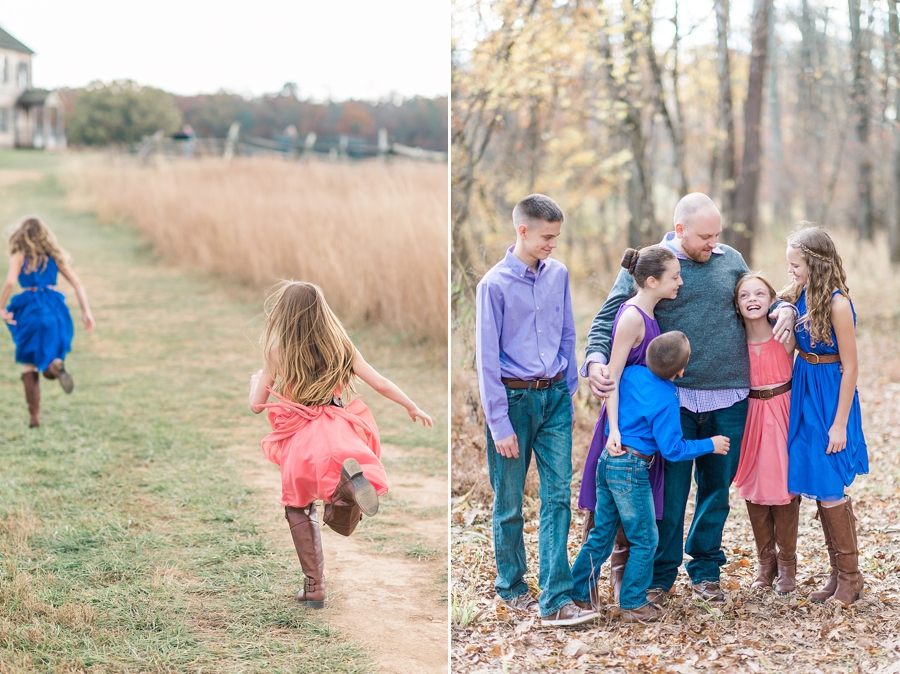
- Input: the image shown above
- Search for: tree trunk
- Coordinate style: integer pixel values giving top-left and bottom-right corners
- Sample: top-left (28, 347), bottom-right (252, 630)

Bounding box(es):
top-left (888, 0), bottom-right (900, 263)
top-left (767, 5), bottom-right (789, 226)
top-left (715, 0), bottom-right (737, 230)
top-left (849, 0), bottom-right (874, 240)
top-left (732, 0), bottom-right (773, 260)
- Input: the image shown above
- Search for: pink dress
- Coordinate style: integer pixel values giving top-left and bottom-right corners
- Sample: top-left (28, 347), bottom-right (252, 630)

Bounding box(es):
top-left (733, 338), bottom-right (795, 505)
top-left (261, 388), bottom-right (389, 508)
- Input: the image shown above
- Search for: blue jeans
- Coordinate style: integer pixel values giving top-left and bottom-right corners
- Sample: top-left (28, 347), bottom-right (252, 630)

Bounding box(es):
top-left (651, 398), bottom-right (747, 589)
top-left (572, 449), bottom-right (658, 610)
top-left (486, 378), bottom-right (573, 617)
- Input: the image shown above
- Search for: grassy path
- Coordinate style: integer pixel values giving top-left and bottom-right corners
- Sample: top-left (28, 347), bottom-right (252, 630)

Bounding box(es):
top-left (0, 152), bottom-right (448, 673)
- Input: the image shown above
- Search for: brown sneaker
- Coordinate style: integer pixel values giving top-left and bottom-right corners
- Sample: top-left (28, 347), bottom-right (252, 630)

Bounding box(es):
top-left (499, 593), bottom-right (539, 614)
top-left (620, 603), bottom-right (660, 623)
top-left (540, 602), bottom-right (598, 627)
top-left (646, 588), bottom-right (669, 605)
top-left (692, 581), bottom-right (726, 603)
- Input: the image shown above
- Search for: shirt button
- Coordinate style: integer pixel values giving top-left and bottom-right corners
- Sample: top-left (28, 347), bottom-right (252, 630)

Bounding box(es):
top-left (541, 353), bottom-right (545, 356)
top-left (536, 306), bottom-right (540, 310)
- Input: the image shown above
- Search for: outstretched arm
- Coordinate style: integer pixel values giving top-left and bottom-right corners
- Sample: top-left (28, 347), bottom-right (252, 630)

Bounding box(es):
top-left (0, 253), bottom-right (24, 324)
top-left (352, 350), bottom-right (433, 426)
top-left (58, 265), bottom-right (95, 334)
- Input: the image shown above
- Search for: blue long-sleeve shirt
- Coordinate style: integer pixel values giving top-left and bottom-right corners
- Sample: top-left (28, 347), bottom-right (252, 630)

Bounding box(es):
top-left (476, 247), bottom-right (578, 441)
top-left (607, 365), bottom-right (715, 462)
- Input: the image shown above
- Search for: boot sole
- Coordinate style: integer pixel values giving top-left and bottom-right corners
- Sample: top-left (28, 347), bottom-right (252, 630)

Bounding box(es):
top-left (298, 599), bottom-right (326, 609)
top-left (56, 367), bottom-right (74, 394)
top-left (540, 611), bottom-right (598, 627)
top-left (342, 458), bottom-right (379, 516)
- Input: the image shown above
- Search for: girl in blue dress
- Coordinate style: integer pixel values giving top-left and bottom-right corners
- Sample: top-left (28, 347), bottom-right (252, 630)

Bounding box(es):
top-left (781, 224), bottom-right (867, 606)
top-left (0, 217), bottom-right (95, 427)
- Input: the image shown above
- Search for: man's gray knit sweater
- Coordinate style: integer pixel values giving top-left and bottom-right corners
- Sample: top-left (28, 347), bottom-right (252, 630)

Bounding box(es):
top-left (585, 245), bottom-right (750, 390)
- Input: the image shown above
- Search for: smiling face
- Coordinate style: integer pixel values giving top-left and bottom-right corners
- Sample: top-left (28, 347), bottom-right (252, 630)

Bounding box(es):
top-left (786, 245), bottom-right (809, 287)
top-left (736, 277), bottom-right (775, 322)
top-left (649, 257), bottom-right (684, 299)
top-left (676, 207), bottom-right (721, 263)
top-left (516, 219), bottom-right (561, 266)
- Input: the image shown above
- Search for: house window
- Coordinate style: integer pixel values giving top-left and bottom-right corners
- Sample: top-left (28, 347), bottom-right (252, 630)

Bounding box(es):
top-left (17, 62), bottom-right (28, 88)
top-left (0, 109), bottom-right (7, 133)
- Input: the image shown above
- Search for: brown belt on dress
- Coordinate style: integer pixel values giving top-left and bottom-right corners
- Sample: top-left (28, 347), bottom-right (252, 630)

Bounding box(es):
top-left (501, 372), bottom-right (564, 390)
top-left (748, 380), bottom-right (792, 400)
top-left (798, 349), bottom-right (841, 365)
top-left (21, 285), bottom-right (57, 292)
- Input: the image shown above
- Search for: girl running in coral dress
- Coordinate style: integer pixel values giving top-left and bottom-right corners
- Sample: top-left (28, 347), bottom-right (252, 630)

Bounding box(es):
top-left (0, 217), bottom-right (95, 427)
top-left (248, 280), bottom-right (432, 609)
top-left (781, 224), bottom-right (867, 606)
top-left (733, 273), bottom-right (800, 595)
top-left (577, 245), bottom-right (681, 601)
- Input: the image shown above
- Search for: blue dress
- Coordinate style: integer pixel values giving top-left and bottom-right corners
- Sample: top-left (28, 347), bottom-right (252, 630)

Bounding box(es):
top-left (6, 257), bottom-right (73, 371)
top-left (787, 289), bottom-right (868, 500)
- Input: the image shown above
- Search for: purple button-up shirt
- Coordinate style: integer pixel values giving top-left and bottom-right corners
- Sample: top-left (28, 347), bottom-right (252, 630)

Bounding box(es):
top-left (476, 248), bottom-right (578, 441)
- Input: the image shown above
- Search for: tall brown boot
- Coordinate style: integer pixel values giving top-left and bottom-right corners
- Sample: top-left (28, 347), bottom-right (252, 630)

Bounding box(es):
top-left (609, 525), bottom-right (630, 602)
top-left (772, 496), bottom-right (801, 594)
top-left (323, 458), bottom-right (377, 537)
top-left (580, 510), bottom-right (595, 546)
top-left (746, 501), bottom-right (777, 590)
top-left (285, 504), bottom-right (325, 608)
top-left (809, 500), bottom-right (838, 602)
top-left (821, 498), bottom-right (864, 606)
top-left (21, 372), bottom-right (40, 428)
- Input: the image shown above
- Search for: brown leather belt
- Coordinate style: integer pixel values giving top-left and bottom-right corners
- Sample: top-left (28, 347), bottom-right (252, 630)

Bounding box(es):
top-left (749, 380), bottom-right (792, 400)
top-left (502, 372), bottom-right (564, 390)
top-left (21, 285), bottom-right (57, 292)
top-left (798, 349), bottom-right (840, 365)
top-left (622, 445), bottom-right (654, 463)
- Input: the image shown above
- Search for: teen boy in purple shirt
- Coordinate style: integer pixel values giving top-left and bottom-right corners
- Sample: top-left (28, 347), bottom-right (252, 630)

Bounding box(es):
top-left (476, 194), bottom-right (596, 627)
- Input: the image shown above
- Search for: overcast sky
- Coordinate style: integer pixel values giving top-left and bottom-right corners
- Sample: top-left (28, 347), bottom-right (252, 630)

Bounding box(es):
top-left (0, 0), bottom-right (449, 100)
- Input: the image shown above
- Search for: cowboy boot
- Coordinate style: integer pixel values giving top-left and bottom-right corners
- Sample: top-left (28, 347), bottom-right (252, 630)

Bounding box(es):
top-left (21, 372), bottom-right (40, 428)
top-left (580, 510), bottom-right (595, 546)
top-left (809, 500), bottom-right (838, 602)
top-left (822, 498), bottom-right (864, 606)
top-left (323, 458), bottom-right (377, 536)
top-left (772, 496), bottom-right (800, 594)
top-left (285, 503), bottom-right (326, 608)
top-left (44, 359), bottom-right (74, 394)
top-left (609, 525), bottom-right (630, 602)
top-left (745, 501), bottom-right (777, 590)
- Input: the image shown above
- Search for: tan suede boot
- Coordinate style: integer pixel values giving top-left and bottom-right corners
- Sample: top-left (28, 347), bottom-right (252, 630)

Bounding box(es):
top-left (809, 500), bottom-right (838, 602)
top-left (772, 496), bottom-right (800, 594)
top-left (609, 525), bottom-right (630, 602)
top-left (285, 504), bottom-right (325, 608)
top-left (21, 372), bottom-right (40, 428)
top-left (822, 498), bottom-right (864, 606)
top-left (745, 501), bottom-right (777, 590)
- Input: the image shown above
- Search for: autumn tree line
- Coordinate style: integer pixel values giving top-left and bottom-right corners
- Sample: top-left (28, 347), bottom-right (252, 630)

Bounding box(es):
top-left (451, 0), bottom-right (900, 307)
top-left (61, 80), bottom-right (448, 151)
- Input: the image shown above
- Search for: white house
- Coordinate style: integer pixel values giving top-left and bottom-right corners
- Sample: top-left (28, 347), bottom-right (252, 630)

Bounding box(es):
top-left (0, 25), bottom-right (65, 150)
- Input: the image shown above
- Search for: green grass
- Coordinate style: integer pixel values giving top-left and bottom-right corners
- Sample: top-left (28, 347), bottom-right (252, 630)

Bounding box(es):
top-left (0, 153), bottom-right (449, 671)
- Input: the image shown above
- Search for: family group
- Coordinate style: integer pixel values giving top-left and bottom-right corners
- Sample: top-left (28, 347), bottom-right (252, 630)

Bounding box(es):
top-left (475, 192), bottom-right (868, 627)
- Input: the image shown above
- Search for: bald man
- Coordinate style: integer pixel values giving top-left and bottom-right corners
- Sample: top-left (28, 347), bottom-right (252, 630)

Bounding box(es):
top-left (580, 193), bottom-right (795, 603)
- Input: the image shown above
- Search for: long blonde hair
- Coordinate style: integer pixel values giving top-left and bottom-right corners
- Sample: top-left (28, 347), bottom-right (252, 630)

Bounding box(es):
top-left (8, 216), bottom-right (69, 273)
top-left (261, 281), bottom-right (356, 405)
top-left (779, 223), bottom-right (850, 347)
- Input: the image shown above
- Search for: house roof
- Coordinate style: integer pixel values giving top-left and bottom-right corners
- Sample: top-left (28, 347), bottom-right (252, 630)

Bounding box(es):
top-left (0, 26), bottom-right (34, 54)
top-left (17, 89), bottom-right (50, 106)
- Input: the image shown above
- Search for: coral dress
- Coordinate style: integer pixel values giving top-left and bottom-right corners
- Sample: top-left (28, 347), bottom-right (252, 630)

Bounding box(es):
top-left (261, 388), bottom-right (389, 508)
top-left (6, 257), bottom-right (73, 372)
top-left (578, 303), bottom-right (665, 519)
top-left (733, 337), bottom-right (794, 505)
top-left (787, 289), bottom-right (868, 501)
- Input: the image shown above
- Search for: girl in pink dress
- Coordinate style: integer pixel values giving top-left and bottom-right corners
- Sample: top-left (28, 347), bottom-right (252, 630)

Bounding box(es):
top-left (249, 281), bottom-right (432, 609)
top-left (733, 273), bottom-right (799, 594)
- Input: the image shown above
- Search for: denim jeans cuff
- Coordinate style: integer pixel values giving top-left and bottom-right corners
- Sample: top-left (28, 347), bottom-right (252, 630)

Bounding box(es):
top-left (620, 600), bottom-right (650, 611)
top-left (496, 584), bottom-right (530, 601)
top-left (541, 597), bottom-right (572, 618)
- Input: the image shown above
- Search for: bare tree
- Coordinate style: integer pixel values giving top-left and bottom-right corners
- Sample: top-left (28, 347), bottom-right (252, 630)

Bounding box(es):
top-left (849, 0), bottom-right (874, 240)
top-left (888, 0), bottom-right (900, 262)
top-left (714, 0), bottom-right (737, 227)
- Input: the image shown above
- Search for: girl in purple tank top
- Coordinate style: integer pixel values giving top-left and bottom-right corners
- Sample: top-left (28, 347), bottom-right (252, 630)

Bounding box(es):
top-left (577, 245), bottom-right (683, 601)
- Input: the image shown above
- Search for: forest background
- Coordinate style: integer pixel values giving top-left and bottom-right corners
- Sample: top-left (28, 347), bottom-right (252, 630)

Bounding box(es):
top-left (451, 0), bottom-right (900, 671)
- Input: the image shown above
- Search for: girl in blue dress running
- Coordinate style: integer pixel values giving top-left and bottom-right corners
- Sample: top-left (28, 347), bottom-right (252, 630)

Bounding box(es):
top-left (781, 223), bottom-right (867, 606)
top-left (0, 217), bottom-right (95, 427)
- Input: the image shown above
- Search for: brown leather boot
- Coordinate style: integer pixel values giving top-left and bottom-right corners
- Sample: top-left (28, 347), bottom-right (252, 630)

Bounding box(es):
top-left (580, 510), bottom-right (595, 546)
top-left (323, 459), bottom-right (377, 536)
top-left (44, 359), bottom-right (74, 394)
top-left (745, 501), bottom-right (777, 590)
top-left (285, 504), bottom-right (325, 608)
top-left (609, 525), bottom-right (630, 602)
top-left (21, 372), bottom-right (40, 428)
top-left (809, 500), bottom-right (838, 602)
top-left (772, 496), bottom-right (800, 594)
top-left (821, 498), bottom-right (864, 606)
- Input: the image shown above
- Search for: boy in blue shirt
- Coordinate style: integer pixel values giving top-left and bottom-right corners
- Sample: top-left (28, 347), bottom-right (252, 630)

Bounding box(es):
top-left (571, 331), bottom-right (730, 622)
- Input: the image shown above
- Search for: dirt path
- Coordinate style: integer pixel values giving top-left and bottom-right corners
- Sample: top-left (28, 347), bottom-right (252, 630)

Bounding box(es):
top-left (248, 447), bottom-right (448, 674)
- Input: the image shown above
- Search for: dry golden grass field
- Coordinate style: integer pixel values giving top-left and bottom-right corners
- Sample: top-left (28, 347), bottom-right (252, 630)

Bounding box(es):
top-left (66, 156), bottom-right (448, 343)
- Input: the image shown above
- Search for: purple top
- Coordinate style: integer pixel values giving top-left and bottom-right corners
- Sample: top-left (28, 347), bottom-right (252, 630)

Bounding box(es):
top-left (476, 247), bottom-right (578, 441)
top-left (578, 303), bottom-right (664, 514)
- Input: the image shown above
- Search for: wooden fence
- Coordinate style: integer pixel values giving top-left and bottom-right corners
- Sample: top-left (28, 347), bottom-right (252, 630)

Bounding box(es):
top-left (135, 124), bottom-right (446, 163)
